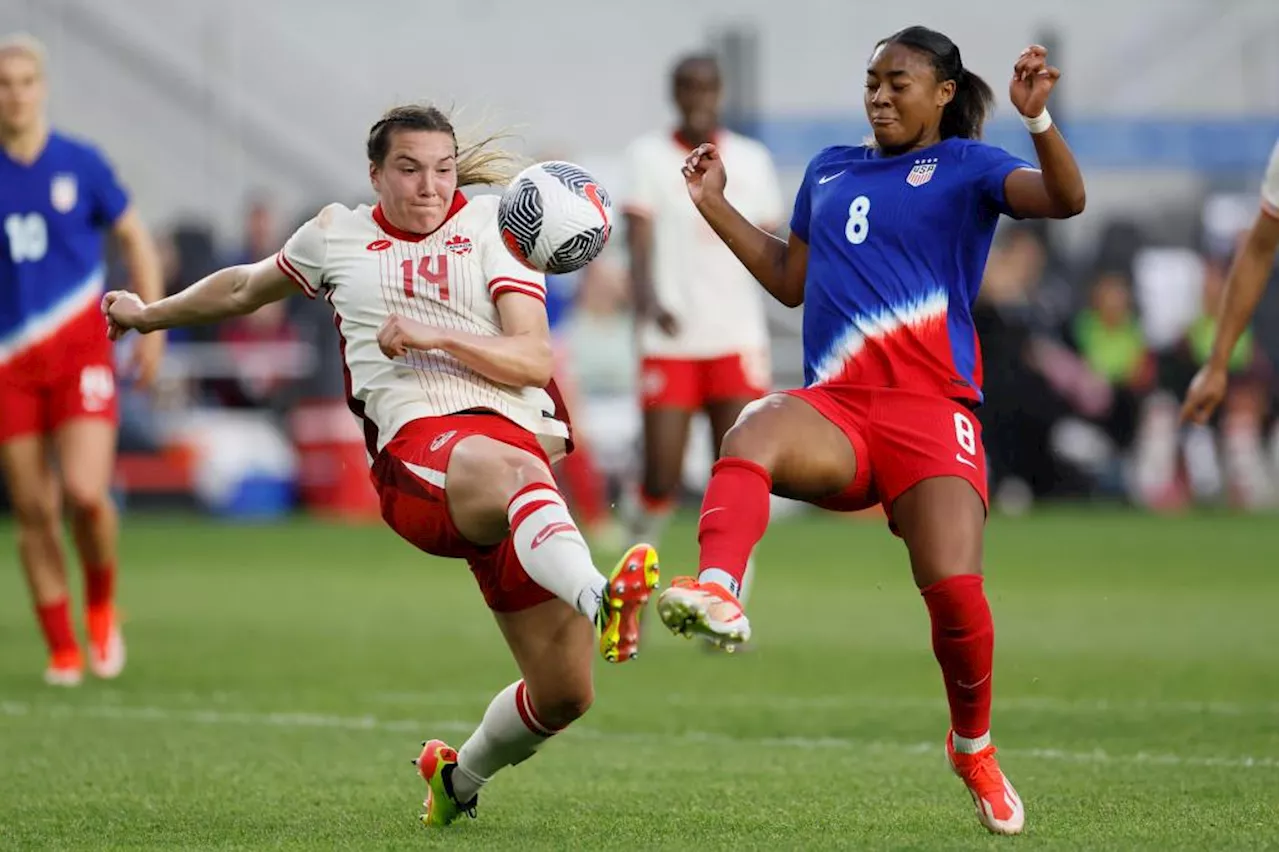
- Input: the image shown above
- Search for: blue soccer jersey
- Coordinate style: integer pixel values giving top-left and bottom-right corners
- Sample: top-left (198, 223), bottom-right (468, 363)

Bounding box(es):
top-left (790, 136), bottom-right (1030, 403)
top-left (0, 132), bottom-right (129, 364)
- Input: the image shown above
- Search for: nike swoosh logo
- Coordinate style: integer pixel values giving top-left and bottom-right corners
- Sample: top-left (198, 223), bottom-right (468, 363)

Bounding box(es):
top-left (955, 454), bottom-right (977, 470)
top-left (956, 672), bottom-right (991, 689)
top-left (817, 171), bottom-right (845, 185)
top-left (699, 507), bottom-right (725, 523)
top-left (531, 521), bottom-right (577, 549)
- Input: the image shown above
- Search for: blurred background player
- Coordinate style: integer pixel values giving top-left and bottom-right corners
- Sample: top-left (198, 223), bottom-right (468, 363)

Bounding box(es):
top-left (621, 53), bottom-right (782, 600)
top-left (0, 33), bottom-right (164, 686)
top-left (1182, 141), bottom-right (1279, 425)
top-left (544, 266), bottom-right (623, 550)
top-left (660, 30), bottom-right (1085, 835)
top-left (101, 104), bottom-right (658, 828)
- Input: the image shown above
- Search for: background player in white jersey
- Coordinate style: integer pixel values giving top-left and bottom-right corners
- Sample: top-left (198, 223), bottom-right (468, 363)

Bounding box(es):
top-left (1182, 141), bottom-right (1279, 423)
top-left (101, 104), bottom-right (659, 828)
top-left (0, 34), bottom-right (164, 686)
top-left (622, 54), bottom-right (782, 600)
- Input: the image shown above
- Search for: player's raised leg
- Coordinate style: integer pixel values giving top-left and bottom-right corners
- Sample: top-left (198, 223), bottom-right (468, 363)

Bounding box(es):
top-left (419, 597), bottom-right (597, 825)
top-left (0, 432), bottom-right (80, 684)
top-left (892, 476), bottom-right (1023, 836)
top-left (55, 417), bottom-right (124, 679)
top-left (658, 394), bottom-right (856, 650)
top-left (705, 394), bottom-right (760, 605)
top-left (446, 435), bottom-right (658, 663)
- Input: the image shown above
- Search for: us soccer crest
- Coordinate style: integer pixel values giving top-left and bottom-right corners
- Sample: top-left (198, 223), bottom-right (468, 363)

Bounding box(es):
top-left (906, 158), bottom-right (937, 187)
top-left (50, 173), bottom-right (78, 212)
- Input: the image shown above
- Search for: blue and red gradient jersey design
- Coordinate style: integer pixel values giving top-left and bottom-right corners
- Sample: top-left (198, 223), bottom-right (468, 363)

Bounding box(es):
top-left (0, 131), bottom-right (129, 364)
top-left (790, 136), bottom-right (1031, 404)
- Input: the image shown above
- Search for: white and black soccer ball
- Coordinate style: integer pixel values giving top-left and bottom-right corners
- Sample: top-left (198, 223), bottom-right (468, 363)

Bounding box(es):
top-left (497, 161), bottom-right (613, 275)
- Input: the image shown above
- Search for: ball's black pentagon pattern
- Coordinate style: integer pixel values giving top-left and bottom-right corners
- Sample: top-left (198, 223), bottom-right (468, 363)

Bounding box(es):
top-left (546, 225), bottom-right (610, 275)
top-left (540, 161), bottom-right (613, 208)
top-left (497, 176), bottom-right (542, 263)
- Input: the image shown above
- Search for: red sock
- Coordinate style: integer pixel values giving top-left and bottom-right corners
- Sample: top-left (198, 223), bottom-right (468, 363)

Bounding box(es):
top-left (559, 444), bottom-right (608, 527)
top-left (920, 574), bottom-right (994, 739)
top-left (36, 598), bottom-right (79, 656)
top-left (85, 562), bottom-right (116, 610)
top-left (696, 458), bottom-right (772, 597)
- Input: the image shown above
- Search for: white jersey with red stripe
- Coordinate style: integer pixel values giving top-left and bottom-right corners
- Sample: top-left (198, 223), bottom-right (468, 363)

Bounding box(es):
top-left (621, 129), bottom-right (784, 359)
top-left (1260, 141), bottom-right (1278, 219)
top-left (276, 191), bottom-right (569, 458)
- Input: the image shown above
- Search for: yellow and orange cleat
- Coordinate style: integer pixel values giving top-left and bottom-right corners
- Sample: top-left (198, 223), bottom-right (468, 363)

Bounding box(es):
top-left (413, 739), bottom-right (478, 827)
top-left (597, 543), bottom-right (660, 663)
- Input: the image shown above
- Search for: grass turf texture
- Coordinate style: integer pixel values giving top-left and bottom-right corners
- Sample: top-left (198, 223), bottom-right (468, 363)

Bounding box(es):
top-left (1, 509), bottom-right (1275, 850)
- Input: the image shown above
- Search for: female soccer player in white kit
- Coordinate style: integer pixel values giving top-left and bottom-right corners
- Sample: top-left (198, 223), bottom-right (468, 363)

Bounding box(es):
top-left (102, 105), bottom-right (659, 828)
top-left (622, 54), bottom-right (782, 611)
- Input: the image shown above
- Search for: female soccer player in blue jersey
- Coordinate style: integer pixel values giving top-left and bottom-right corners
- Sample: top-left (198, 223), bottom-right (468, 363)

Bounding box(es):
top-left (0, 34), bottom-right (164, 687)
top-left (656, 27), bottom-right (1085, 835)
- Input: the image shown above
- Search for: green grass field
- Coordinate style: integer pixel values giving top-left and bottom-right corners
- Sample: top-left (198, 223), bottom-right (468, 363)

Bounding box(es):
top-left (1, 509), bottom-right (1276, 850)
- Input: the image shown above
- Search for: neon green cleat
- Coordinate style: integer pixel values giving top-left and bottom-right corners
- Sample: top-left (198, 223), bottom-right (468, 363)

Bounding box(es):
top-left (597, 543), bottom-right (660, 663)
top-left (413, 739), bottom-right (477, 827)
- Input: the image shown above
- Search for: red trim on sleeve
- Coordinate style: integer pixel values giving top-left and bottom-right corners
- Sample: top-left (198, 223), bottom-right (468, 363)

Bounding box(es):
top-left (491, 284), bottom-right (546, 304)
top-left (487, 276), bottom-right (545, 294)
top-left (275, 251), bottom-right (317, 298)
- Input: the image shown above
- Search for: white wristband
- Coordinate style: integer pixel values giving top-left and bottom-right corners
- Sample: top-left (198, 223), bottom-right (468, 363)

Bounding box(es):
top-left (1021, 108), bottom-right (1053, 135)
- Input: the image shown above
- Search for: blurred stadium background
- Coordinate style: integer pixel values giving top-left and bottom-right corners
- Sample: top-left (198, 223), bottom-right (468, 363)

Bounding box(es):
top-left (1, 1), bottom-right (1277, 848)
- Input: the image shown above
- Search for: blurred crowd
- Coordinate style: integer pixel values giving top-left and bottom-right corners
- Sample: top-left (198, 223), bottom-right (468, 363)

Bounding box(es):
top-left (977, 217), bottom-right (1277, 512)
top-left (108, 193), bottom-right (1278, 516)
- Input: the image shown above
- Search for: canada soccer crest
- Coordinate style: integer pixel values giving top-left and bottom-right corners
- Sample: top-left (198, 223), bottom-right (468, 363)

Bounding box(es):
top-left (906, 158), bottom-right (937, 187)
top-left (445, 234), bottom-right (473, 256)
top-left (50, 173), bottom-right (78, 212)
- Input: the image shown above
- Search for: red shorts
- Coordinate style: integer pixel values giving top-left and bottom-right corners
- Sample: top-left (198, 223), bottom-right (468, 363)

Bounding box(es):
top-left (0, 306), bottom-right (118, 443)
top-left (640, 350), bottom-right (769, 410)
top-left (370, 412), bottom-right (557, 613)
top-left (784, 385), bottom-right (989, 531)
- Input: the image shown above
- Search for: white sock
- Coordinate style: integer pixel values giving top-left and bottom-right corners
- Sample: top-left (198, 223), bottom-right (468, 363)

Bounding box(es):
top-left (697, 567), bottom-right (743, 599)
top-left (454, 680), bottom-right (560, 802)
top-left (951, 730), bottom-right (992, 754)
top-left (508, 483), bottom-right (607, 623)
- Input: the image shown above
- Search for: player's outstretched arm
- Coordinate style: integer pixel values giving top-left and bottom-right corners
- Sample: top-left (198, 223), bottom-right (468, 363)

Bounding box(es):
top-left (1003, 45), bottom-right (1086, 220)
top-left (1181, 206), bottom-right (1279, 423)
top-left (682, 143), bottom-right (807, 307)
top-left (102, 256), bottom-right (296, 339)
top-left (110, 208), bottom-right (167, 384)
top-left (377, 292), bottom-right (554, 388)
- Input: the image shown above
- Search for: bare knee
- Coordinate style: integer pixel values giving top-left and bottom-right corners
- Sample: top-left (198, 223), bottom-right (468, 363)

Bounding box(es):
top-left (531, 683), bottom-right (594, 730)
top-left (892, 478), bottom-right (986, 587)
top-left (11, 487), bottom-right (58, 532)
top-left (62, 477), bottom-right (111, 521)
top-left (719, 398), bottom-right (782, 469)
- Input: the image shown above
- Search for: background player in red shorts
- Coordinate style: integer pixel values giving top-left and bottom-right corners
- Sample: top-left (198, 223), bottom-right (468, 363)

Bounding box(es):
top-left (657, 28), bottom-right (1086, 834)
top-left (622, 54), bottom-right (782, 586)
top-left (103, 104), bottom-right (659, 829)
top-left (0, 34), bottom-right (164, 686)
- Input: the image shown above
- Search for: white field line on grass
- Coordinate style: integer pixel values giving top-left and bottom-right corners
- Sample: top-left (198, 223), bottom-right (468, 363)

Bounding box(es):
top-left (2, 701), bottom-right (1274, 770)
top-left (370, 690), bottom-right (1279, 718)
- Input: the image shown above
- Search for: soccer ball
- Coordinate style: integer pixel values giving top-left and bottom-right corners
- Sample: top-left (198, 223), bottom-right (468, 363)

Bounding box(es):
top-left (497, 161), bottom-right (613, 275)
